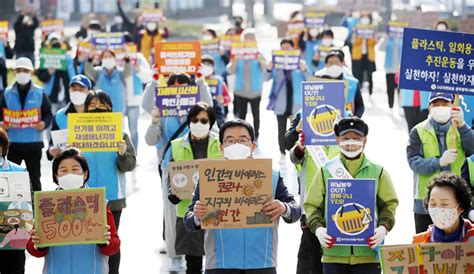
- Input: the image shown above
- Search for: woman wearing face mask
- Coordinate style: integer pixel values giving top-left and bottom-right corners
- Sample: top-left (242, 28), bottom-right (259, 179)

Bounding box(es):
top-left (413, 172), bottom-right (474, 243)
top-left (311, 29), bottom-right (335, 72)
top-left (82, 91), bottom-right (136, 274)
top-left (26, 147), bottom-right (121, 274)
top-left (85, 49), bottom-right (131, 114)
top-left (434, 20), bottom-right (449, 32)
top-left (202, 55), bottom-right (226, 127)
top-left (168, 102), bottom-right (221, 274)
top-left (351, 13), bottom-right (376, 95)
top-left (298, 26), bottom-right (320, 75)
top-left (139, 20), bottom-right (169, 65)
top-left (202, 29), bottom-right (227, 77)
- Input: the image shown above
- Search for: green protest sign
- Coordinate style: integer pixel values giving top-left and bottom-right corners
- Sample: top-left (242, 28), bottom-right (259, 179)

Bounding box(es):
top-left (39, 48), bottom-right (67, 70)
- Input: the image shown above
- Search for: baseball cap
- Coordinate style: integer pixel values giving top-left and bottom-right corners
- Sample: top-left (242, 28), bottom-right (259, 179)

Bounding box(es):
top-left (334, 117), bottom-right (369, 137)
top-left (69, 74), bottom-right (92, 89)
top-left (429, 92), bottom-right (453, 103)
top-left (14, 57), bottom-right (33, 71)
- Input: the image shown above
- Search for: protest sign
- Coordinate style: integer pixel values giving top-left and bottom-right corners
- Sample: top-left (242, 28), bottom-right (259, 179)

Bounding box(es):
top-left (381, 242), bottom-right (474, 274)
top-left (272, 50), bottom-right (301, 70)
top-left (287, 21), bottom-right (305, 39)
top-left (0, 172), bottom-right (32, 250)
top-left (304, 12), bottom-right (326, 28)
top-left (39, 48), bottom-right (67, 70)
top-left (205, 78), bottom-right (220, 96)
top-left (41, 19), bottom-right (64, 36)
top-left (169, 160), bottom-right (199, 199)
top-left (201, 38), bottom-right (220, 54)
top-left (387, 21), bottom-right (409, 36)
top-left (354, 25), bottom-right (376, 39)
top-left (327, 178), bottom-right (375, 246)
top-left (155, 85), bottom-right (200, 117)
top-left (395, 11), bottom-right (440, 29)
top-left (125, 43), bottom-right (137, 63)
top-left (2, 108), bottom-right (40, 129)
top-left (230, 41), bottom-right (258, 60)
top-left (219, 35), bottom-right (241, 51)
top-left (51, 129), bottom-right (68, 149)
top-left (199, 159), bottom-right (273, 229)
top-left (34, 188), bottom-right (107, 248)
top-left (142, 8), bottom-right (163, 23)
top-left (68, 113), bottom-right (122, 152)
top-left (0, 21), bottom-right (9, 39)
top-left (459, 19), bottom-right (474, 34)
top-left (302, 81), bottom-right (345, 146)
top-left (77, 40), bottom-right (91, 56)
top-left (155, 41), bottom-right (201, 75)
top-left (91, 33), bottom-right (125, 62)
top-left (399, 28), bottom-right (474, 95)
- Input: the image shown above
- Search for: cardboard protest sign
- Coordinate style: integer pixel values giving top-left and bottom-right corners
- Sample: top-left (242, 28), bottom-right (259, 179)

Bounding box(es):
top-left (387, 21), bottom-right (409, 36)
top-left (304, 12), bottom-right (326, 28)
top-left (39, 48), bottom-right (67, 70)
top-left (155, 85), bottom-right (200, 117)
top-left (0, 172), bottom-right (32, 250)
top-left (459, 19), bottom-right (474, 34)
top-left (169, 160), bottom-right (199, 199)
top-left (142, 8), bottom-right (163, 23)
top-left (326, 178), bottom-right (375, 246)
top-left (0, 21), bottom-right (9, 39)
top-left (399, 28), bottom-right (474, 95)
top-left (230, 41), bottom-right (258, 60)
top-left (302, 81), bottom-right (345, 146)
top-left (51, 129), bottom-right (68, 149)
top-left (219, 35), bottom-right (241, 51)
top-left (2, 108), bottom-right (40, 129)
top-left (68, 113), bottom-right (122, 152)
top-left (287, 21), bottom-right (305, 39)
top-left (41, 19), bottom-right (64, 36)
top-left (155, 41), bottom-right (201, 75)
top-left (34, 188), bottom-right (107, 248)
top-left (272, 50), bottom-right (301, 70)
top-left (201, 38), bottom-right (220, 54)
top-left (205, 78), bottom-right (220, 96)
top-left (380, 242), bottom-right (474, 274)
top-left (354, 25), bottom-right (376, 39)
top-left (199, 159), bottom-right (273, 229)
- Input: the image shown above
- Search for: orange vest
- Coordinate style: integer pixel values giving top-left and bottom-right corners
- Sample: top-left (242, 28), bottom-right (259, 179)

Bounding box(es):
top-left (352, 36), bottom-right (375, 62)
top-left (413, 220), bottom-right (474, 243)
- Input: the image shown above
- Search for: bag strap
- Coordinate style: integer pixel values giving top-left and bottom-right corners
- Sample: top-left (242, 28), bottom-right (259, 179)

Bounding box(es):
top-left (163, 121), bottom-right (188, 158)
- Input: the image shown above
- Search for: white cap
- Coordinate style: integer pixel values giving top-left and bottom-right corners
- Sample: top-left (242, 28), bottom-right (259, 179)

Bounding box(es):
top-left (14, 57), bottom-right (33, 71)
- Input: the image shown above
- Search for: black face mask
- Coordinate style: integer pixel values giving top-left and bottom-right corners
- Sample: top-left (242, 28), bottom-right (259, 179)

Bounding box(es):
top-left (235, 21), bottom-right (242, 27)
top-left (51, 42), bottom-right (61, 49)
top-left (88, 108), bottom-right (108, 113)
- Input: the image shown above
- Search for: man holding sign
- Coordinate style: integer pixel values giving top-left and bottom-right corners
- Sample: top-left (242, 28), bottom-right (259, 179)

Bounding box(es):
top-left (184, 120), bottom-right (301, 273)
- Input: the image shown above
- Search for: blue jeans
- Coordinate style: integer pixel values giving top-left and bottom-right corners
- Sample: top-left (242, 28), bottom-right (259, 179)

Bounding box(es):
top-left (126, 106), bottom-right (139, 151)
top-left (323, 263), bottom-right (380, 274)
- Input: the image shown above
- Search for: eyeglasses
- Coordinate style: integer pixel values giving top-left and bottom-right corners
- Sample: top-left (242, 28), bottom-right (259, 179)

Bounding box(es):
top-left (223, 138), bottom-right (252, 146)
top-left (191, 118), bottom-right (209, 124)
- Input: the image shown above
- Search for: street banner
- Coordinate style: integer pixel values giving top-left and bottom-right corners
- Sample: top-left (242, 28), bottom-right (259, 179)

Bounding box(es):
top-left (169, 160), bottom-right (199, 199)
top-left (68, 113), bottom-right (122, 152)
top-left (327, 178), bottom-right (375, 246)
top-left (272, 50), bottom-right (301, 70)
top-left (304, 12), bottom-right (326, 28)
top-left (399, 28), bottom-right (474, 95)
top-left (155, 41), bottom-right (201, 75)
top-left (33, 188), bottom-right (107, 248)
top-left (205, 78), bottom-right (219, 96)
top-left (354, 25), bottom-right (376, 39)
top-left (51, 129), bottom-right (68, 149)
top-left (230, 41), bottom-right (258, 60)
top-left (387, 21), bottom-right (409, 36)
top-left (380, 243), bottom-right (474, 274)
top-left (41, 19), bottom-right (64, 36)
top-left (39, 48), bottom-right (67, 70)
top-left (302, 81), bottom-right (345, 146)
top-left (2, 108), bottom-right (40, 129)
top-left (201, 38), bottom-right (220, 54)
top-left (0, 21), bottom-right (9, 39)
top-left (0, 172), bottom-right (32, 250)
top-left (155, 85), bottom-right (200, 117)
top-left (142, 8), bottom-right (163, 23)
top-left (219, 35), bottom-right (241, 51)
top-left (199, 159), bottom-right (273, 229)
top-left (287, 21), bottom-right (305, 39)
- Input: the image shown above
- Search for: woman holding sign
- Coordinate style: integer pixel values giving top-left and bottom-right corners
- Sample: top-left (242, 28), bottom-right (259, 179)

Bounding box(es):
top-left (351, 14), bottom-right (376, 95)
top-left (26, 148), bottom-right (121, 274)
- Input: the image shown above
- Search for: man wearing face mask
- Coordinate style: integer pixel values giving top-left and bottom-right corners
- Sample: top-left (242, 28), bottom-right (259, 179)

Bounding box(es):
top-left (312, 29), bottom-right (335, 72)
top-left (233, 16), bottom-right (245, 35)
top-left (139, 20), bottom-right (169, 65)
top-left (111, 15), bottom-right (125, 32)
top-left (202, 55), bottom-right (226, 127)
top-left (13, 8), bottom-right (39, 64)
top-left (0, 57), bottom-right (53, 192)
top-left (305, 117), bottom-right (399, 274)
top-left (184, 119), bottom-right (301, 274)
top-left (351, 14), bottom-right (376, 95)
top-left (407, 92), bottom-right (474, 233)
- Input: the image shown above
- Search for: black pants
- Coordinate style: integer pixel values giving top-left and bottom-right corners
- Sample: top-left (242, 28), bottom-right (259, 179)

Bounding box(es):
top-left (386, 73), bottom-right (397, 109)
top-left (352, 55), bottom-right (375, 95)
top-left (185, 255), bottom-right (203, 274)
top-left (7, 146), bottom-right (42, 191)
top-left (233, 95), bottom-right (261, 139)
top-left (206, 268), bottom-right (276, 274)
top-left (414, 213), bottom-right (433, 234)
top-left (0, 250), bottom-right (25, 274)
top-left (323, 263), bottom-right (380, 274)
top-left (277, 115), bottom-right (290, 154)
top-left (403, 107), bottom-right (429, 133)
top-left (109, 209), bottom-right (122, 274)
top-left (297, 224), bottom-right (323, 274)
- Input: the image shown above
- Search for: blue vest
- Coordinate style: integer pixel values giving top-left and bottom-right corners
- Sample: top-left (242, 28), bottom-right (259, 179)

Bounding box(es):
top-left (303, 40), bottom-right (320, 75)
top-left (400, 89), bottom-right (430, 110)
top-left (2, 161), bottom-right (25, 172)
top-left (343, 75), bottom-right (358, 117)
top-left (460, 95), bottom-right (474, 128)
top-left (267, 69), bottom-right (305, 115)
top-left (54, 105), bottom-right (69, 129)
top-left (234, 60), bottom-right (263, 95)
top-left (43, 57), bottom-right (76, 97)
top-left (0, 43), bottom-right (6, 60)
top-left (96, 69), bottom-right (126, 113)
top-left (43, 244), bottom-right (108, 274)
top-left (384, 35), bottom-right (403, 70)
top-left (4, 84), bottom-right (43, 143)
top-left (209, 52), bottom-right (226, 76)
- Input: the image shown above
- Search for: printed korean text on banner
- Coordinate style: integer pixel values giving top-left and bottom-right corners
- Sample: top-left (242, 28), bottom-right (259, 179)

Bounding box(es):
top-left (169, 160), bottom-right (199, 199)
top-left (51, 129), bottom-right (68, 149)
top-left (381, 243), bottom-right (474, 274)
top-left (91, 33), bottom-right (125, 63)
top-left (0, 21), bottom-right (9, 39)
top-left (201, 38), bottom-right (220, 54)
top-left (287, 21), bottom-right (305, 39)
top-left (230, 42), bottom-right (258, 60)
top-left (155, 41), bottom-right (201, 75)
top-left (272, 50), bottom-right (301, 70)
top-left (142, 8), bottom-right (163, 23)
top-left (205, 79), bottom-right (219, 96)
top-left (0, 172), bottom-right (32, 250)
top-left (327, 178), bottom-right (375, 246)
top-left (199, 159), bottom-right (273, 229)
top-left (355, 25), bottom-right (376, 39)
top-left (33, 188), bottom-right (107, 247)
top-left (77, 40), bottom-right (91, 57)
top-left (2, 108), bottom-right (40, 129)
top-left (219, 35), bottom-right (241, 51)
top-left (41, 19), bottom-right (64, 36)
top-left (387, 21), bottom-right (409, 36)
top-left (399, 28), bottom-right (474, 95)
top-left (39, 48), bottom-right (67, 70)
top-left (155, 85), bottom-right (200, 117)
top-left (302, 81), bottom-right (345, 146)
top-left (304, 12), bottom-right (326, 28)
top-left (68, 113), bottom-right (123, 152)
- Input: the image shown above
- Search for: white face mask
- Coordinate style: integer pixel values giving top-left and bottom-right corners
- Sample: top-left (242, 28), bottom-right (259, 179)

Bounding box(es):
top-left (201, 65), bottom-right (214, 77)
top-left (360, 17), bottom-right (370, 25)
top-left (430, 106), bottom-right (451, 124)
top-left (339, 139), bottom-right (364, 158)
top-left (436, 24), bottom-right (447, 31)
top-left (308, 28), bottom-right (318, 37)
top-left (189, 122), bottom-right (210, 138)
top-left (102, 58), bottom-right (116, 70)
top-left (16, 72), bottom-right (31, 85)
top-left (223, 143), bottom-right (252, 160)
top-left (147, 22), bottom-right (157, 32)
top-left (58, 173), bottom-right (84, 190)
top-left (69, 91), bottom-right (88, 106)
top-left (114, 16), bottom-right (123, 24)
top-left (326, 65), bottom-right (343, 78)
top-left (428, 206), bottom-right (459, 230)
top-left (202, 35), bottom-right (213, 41)
top-left (321, 39), bottom-right (332, 46)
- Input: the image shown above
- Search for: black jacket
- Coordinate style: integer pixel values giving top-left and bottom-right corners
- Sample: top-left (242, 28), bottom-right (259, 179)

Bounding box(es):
top-left (14, 15), bottom-right (39, 53)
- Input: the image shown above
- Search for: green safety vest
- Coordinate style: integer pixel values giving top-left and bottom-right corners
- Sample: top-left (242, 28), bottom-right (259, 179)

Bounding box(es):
top-left (414, 121), bottom-right (465, 200)
top-left (171, 132), bottom-right (222, 218)
top-left (321, 157), bottom-right (383, 259)
top-left (468, 156), bottom-right (474, 187)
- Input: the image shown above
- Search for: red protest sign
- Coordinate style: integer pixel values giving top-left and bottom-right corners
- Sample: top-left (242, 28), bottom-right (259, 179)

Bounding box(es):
top-left (2, 108), bottom-right (40, 128)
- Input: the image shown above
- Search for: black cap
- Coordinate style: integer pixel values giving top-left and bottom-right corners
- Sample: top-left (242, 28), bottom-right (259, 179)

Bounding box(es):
top-left (325, 49), bottom-right (345, 64)
top-left (334, 117), bottom-right (368, 137)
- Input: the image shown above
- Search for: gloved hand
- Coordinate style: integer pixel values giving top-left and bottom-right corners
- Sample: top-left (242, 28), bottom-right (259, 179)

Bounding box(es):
top-left (196, 64), bottom-right (203, 79)
top-left (315, 227), bottom-right (335, 248)
top-left (168, 194), bottom-right (181, 205)
top-left (368, 225), bottom-right (387, 249)
top-left (151, 64), bottom-right (160, 84)
top-left (451, 107), bottom-right (465, 128)
top-left (439, 149), bottom-right (457, 167)
top-left (468, 209), bottom-right (474, 222)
